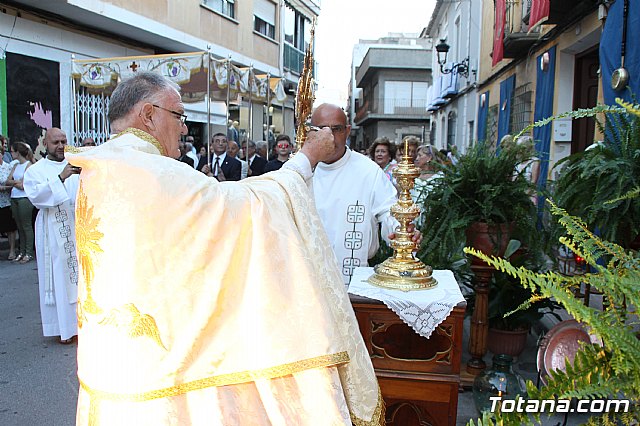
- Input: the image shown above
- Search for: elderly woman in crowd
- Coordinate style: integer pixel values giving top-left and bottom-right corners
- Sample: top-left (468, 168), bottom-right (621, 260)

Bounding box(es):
top-left (369, 136), bottom-right (397, 182)
top-left (412, 144), bottom-right (444, 227)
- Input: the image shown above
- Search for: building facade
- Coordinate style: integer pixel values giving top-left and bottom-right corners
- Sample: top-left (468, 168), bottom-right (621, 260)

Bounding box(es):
top-left (0, 0), bottom-right (319, 148)
top-left (476, 0), bottom-right (602, 186)
top-left (424, 0), bottom-right (482, 155)
top-left (349, 34), bottom-right (432, 152)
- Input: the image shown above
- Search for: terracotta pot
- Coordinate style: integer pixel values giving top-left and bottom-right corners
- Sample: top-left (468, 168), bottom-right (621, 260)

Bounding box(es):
top-left (487, 327), bottom-right (529, 357)
top-left (465, 221), bottom-right (514, 266)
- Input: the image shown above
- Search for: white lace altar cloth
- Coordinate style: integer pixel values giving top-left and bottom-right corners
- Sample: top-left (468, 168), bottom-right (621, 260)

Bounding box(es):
top-left (348, 267), bottom-right (465, 339)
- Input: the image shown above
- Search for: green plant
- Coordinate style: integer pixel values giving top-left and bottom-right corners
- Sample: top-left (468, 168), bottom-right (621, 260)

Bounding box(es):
top-left (550, 100), bottom-right (640, 249)
top-left (415, 143), bottom-right (539, 285)
top-left (486, 241), bottom-right (560, 331)
top-left (466, 201), bottom-right (640, 425)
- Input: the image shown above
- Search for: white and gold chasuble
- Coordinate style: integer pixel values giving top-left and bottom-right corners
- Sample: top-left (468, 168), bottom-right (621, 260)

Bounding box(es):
top-left (67, 129), bottom-right (382, 426)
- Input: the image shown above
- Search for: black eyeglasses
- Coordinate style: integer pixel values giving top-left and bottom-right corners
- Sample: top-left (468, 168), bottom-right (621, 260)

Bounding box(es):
top-left (305, 123), bottom-right (347, 134)
top-left (153, 104), bottom-right (187, 125)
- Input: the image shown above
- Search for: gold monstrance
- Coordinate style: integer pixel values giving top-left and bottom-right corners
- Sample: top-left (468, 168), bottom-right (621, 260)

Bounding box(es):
top-left (367, 142), bottom-right (437, 291)
top-left (295, 19), bottom-right (316, 151)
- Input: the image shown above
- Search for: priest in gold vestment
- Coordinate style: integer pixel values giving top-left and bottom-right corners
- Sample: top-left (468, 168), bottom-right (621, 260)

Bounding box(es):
top-left (67, 72), bottom-right (382, 425)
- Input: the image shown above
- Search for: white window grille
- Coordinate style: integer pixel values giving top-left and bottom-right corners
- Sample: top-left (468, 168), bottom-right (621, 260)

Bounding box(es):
top-left (74, 86), bottom-right (110, 146)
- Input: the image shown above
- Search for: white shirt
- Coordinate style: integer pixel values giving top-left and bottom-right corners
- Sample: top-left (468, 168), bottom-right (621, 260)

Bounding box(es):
top-left (211, 152), bottom-right (226, 176)
top-left (313, 149), bottom-right (397, 284)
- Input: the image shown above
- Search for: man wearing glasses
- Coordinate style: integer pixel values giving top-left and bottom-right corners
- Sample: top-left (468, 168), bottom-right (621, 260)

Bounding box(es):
top-left (66, 73), bottom-right (382, 425)
top-left (264, 135), bottom-right (292, 172)
top-left (198, 133), bottom-right (241, 181)
top-left (310, 103), bottom-right (420, 286)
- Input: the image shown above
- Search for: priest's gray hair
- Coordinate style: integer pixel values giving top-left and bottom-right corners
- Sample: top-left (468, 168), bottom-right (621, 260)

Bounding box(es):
top-left (108, 72), bottom-right (180, 123)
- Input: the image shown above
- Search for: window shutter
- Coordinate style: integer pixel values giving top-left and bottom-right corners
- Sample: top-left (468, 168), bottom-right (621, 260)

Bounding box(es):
top-left (254, 0), bottom-right (276, 25)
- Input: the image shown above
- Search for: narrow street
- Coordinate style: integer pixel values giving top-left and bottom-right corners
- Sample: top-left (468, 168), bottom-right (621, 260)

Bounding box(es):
top-left (0, 245), bottom-right (77, 426)
top-left (0, 239), bottom-right (590, 426)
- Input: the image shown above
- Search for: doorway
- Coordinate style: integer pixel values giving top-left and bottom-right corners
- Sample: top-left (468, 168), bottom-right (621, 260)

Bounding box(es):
top-left (571, 46), bottom-right (599, 153)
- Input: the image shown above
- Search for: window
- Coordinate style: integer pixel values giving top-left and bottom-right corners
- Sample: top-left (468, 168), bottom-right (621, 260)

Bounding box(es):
top-left (284, 3), bottom-right (310, 50)
top-left (254, 0), bottom-right (276, 39)
top-left (383, 81), bottom-right (428, 114)
top-left (74, 86), bottom-right (110, 145)
top-left (255, 17), bottom-right (275, 39)
top-left (447, 111), bottom-right (457, 149)
top-left (430, 122), bottom-right (437, 145)
top-left (487, 105), bottom-right (499, 148)
top-left (455, 16), bottom-right (461, 61)
top-left (202, 0), bottom-right (235, 19)
top-left (510, 83), bottom-right (533, 136)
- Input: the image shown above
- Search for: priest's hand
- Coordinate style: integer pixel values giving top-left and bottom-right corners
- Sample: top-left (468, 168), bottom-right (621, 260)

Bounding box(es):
top-left (300, 127), bottom-right (335, 168)
top-left (59, 163), bottom-right (81, 182)
top-left (388, 223), bottom-right (423, 248)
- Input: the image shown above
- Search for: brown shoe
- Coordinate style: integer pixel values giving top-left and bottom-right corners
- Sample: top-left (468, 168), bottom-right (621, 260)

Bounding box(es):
top-left (12, 254), bottom-right (23, 262)
top-left (19, 255), bottom-right (33, 264)
top-left (60, 336), bottom-right (76, 344)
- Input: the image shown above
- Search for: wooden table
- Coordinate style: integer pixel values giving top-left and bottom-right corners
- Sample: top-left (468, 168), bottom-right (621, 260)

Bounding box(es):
top-left (350, 294), bottom-right (466, 426)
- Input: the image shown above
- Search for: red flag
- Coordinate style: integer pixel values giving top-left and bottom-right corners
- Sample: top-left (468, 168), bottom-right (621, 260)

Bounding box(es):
top-left (492, 0), bottom-right (506, 67)
top-left (529, 0), bottom-right (550, 30)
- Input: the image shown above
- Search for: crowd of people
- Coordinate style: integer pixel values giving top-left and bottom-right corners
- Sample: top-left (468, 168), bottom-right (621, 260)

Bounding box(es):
top-left (0, 70), bottom-right (544, 425)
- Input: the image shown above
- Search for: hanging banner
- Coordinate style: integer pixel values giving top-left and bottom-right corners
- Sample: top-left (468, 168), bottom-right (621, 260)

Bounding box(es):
top-left (72, 53), bottom-right (287, 103)
top-left (72, 52), bottom-right (206, 97)
top-left (492, 0), bottom-right (506, 67)
top-left (529, 0), bottom-right (550, 31)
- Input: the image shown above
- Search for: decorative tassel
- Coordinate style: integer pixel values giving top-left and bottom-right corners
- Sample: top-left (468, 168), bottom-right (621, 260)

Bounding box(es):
top-left (45, 291), bottom-right (55, 306)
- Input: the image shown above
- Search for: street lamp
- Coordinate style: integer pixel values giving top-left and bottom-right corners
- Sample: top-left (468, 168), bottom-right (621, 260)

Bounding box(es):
top-left (435, 39), bottom-right (470, 79)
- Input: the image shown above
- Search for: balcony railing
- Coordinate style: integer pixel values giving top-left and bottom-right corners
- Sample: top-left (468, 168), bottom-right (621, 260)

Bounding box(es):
top-left (355, 98), bottom-right (428, 123)
top-left (503, 0), bottom-right (539, 58)
top-left (284, 43), bottom-right (304, 75)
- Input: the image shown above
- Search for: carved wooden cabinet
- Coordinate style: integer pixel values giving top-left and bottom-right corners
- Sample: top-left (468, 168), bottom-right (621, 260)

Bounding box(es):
top-left (350, 294), bottom-right (466, 426)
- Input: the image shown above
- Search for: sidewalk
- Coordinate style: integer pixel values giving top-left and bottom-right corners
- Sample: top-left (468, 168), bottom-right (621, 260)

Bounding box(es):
top-left (456, 314), bottom-right (593, 425)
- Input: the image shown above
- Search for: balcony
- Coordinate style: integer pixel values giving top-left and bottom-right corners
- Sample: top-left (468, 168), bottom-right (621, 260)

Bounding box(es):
top-left (355, 98), bottom-right (428, 125)
top-left (544, 0), bottom-right (599, 25)
top-left (503, 0), bottom-right (540, 58)
top-left (284, 43), bottom-right (304, 75)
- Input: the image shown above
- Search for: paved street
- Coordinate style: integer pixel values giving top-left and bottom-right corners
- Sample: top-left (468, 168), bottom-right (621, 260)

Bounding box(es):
top-left (0, 245), bottom-right (77, 426)
top-left (0, 240), bottom-right (591, 426)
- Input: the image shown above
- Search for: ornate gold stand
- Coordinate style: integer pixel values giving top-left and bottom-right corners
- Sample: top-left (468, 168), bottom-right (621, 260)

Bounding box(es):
top-left (367, 143), bottom-right (437, 292)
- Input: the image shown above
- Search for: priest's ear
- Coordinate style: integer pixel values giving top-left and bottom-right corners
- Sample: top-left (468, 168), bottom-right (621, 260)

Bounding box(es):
top-left (139, 103), bottom-right (156, 130)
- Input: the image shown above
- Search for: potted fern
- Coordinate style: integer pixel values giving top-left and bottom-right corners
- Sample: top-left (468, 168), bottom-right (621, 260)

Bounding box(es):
top-left (551, 102), bottom-right (640, 249)
top-left (416, 142), bottom-right (538, 282)
top-left (466, 201), bottom-right (640, 425)
top-left (414, 143), bottom-right (548, 357)
top-left (486, 241), bottom-right (560, 356)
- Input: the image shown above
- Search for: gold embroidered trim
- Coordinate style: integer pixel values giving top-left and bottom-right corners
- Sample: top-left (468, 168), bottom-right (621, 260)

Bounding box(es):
top-left (351, 387), bottom-right (385, 426)
top-left (113, 127), bottom-right (166, 156)
top-left (80, 351), bottom-right (350, 402)
top-left (99, 303), bottom-right (167, 350)
top-left (64, 145), bottom-right (83, 154)
top-left (75, 181), bottom-right (104, 321)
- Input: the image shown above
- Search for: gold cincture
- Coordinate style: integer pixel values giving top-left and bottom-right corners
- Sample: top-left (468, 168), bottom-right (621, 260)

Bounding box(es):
top-left (367, 142), bottom-right (437, 291)
top-left (295, 19), bottom-right (316, 151)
